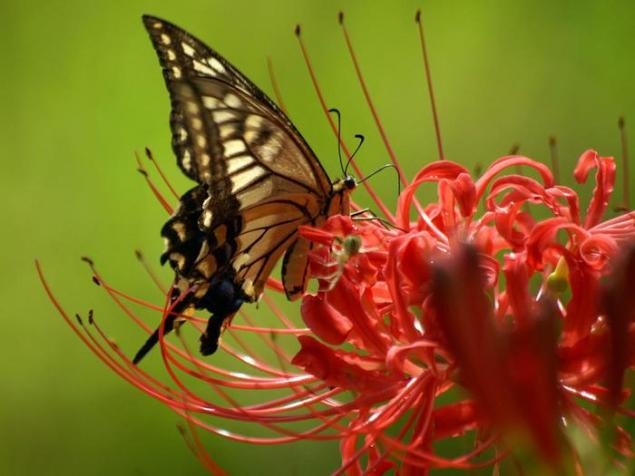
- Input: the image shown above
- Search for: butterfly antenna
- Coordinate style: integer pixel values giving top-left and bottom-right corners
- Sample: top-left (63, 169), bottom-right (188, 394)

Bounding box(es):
top-left (328, 108), bottom-right (345, 175)
top-left (344, 134), bottom-right (365, 176)
top-left (357, 163), bottom-right (402, 196)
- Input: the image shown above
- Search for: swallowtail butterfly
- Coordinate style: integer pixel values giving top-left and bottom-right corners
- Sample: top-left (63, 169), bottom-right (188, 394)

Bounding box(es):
top-left (133, 15), bottom-right (357, 363)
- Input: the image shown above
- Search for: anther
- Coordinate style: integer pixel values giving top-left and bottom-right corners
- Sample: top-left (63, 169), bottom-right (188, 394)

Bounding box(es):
top-left (81, 256), bottom-right (94, 266)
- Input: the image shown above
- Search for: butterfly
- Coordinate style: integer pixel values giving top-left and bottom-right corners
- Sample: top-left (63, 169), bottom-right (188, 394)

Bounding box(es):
top-left (133, 15), bottom-right (357, 364)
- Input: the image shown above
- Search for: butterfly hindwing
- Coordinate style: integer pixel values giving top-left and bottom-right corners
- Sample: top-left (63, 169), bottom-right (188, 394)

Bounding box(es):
top-left (231, 195), bottom-right (322, 297)
top-left (281, 237), bottom-right (313, 300)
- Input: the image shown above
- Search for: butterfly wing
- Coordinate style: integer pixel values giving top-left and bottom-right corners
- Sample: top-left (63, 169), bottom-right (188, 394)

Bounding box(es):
top-left (143, 15), bottom-right (331, 190)
top-left (143, 15), bottom-right (331, 299)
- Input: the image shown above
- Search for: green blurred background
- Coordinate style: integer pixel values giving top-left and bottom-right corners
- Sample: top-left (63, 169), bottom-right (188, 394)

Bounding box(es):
top-left (3, 0), bottom-right (635, 474)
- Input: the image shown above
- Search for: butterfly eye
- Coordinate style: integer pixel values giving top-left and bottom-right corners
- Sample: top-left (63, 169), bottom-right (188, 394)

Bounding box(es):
top-left (344, 176), bottom-right (357, 189)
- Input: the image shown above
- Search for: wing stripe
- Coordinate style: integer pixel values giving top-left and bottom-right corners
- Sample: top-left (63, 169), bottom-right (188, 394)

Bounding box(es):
top-left (238, 226), bottom-right (302, 284)
top-left (237, 215), bottom-right (310, 236)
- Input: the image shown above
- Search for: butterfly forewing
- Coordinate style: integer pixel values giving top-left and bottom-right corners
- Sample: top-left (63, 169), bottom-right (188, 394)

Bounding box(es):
top-left (142, 16), bottom-right (331, 194)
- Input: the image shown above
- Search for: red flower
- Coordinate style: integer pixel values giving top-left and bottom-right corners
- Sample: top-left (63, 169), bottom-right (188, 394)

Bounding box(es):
top-left (291, 150), bottom-right (635, 472)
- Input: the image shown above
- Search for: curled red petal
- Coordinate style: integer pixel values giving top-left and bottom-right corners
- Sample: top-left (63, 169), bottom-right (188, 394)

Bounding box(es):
top-left (590, 211), bottom-right (635, 240)
top-left (411, 160), bottom-right (471, 183)
top-left (486, 174), bottom-right (553, 211)
top-left (327, 276), bottom-right (390, 354)
top-left (292, 336), bottom-right (397, 394)
top-left (494, 201), bottom-right (529, 250)
top-left (450, 172), bottom-right (476, 217)
top-left (502, 254), bottom-right (532, 326)
top-left (525, 218), bottom-right (588, 270)
top-left (562, 256), bottom-right (601, 346)
top-left (299, 224), bottom-right (336, 246)
top-left (579, 234), bottom-right (618, 270)
top-left (431, 400), bottom-right (481, 441)
top-left (559, 328), bottom-right (608, 386)
top-left (323, 214), bottom-right (356, 236)
top-left (438, 179), bottom-right (457, 232)
top-left (384, 235), bottom-right (423, 342)
top-left (478, 252), bottom-right (500, 287)
top-left (397, 160), bottom-right (470, 229)
top-left (301, 294), bottom-right (353, 345)
top-left (573, 149), bottom-right (616, 228)
top-left (399, 233), bottom-right (434, 303)
top-left (546, 185), bottom-right (581, 225)
top-left (475, 155), bottom-right (555, 204)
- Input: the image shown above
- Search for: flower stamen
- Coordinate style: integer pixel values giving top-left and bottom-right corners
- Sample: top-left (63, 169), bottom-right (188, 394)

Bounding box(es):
top-left (415, 9), bottom-right (445, 162)
top-left (339, 12), bottom-right (409, 186)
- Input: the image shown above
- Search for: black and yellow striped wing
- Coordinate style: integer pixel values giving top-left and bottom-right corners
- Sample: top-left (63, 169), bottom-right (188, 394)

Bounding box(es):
top-left (144, 15), bottom-right (333, 301)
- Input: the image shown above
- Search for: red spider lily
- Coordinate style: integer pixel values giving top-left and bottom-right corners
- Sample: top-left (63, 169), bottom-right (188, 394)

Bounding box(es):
top-left (293, 150), bottom-right (635, 473)
top-left (37, 12), bottom-right (635, 476)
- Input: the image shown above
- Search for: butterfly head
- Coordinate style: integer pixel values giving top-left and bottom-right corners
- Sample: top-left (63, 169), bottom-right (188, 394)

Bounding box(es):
top-left (333, 175), bottom-right (357, 193)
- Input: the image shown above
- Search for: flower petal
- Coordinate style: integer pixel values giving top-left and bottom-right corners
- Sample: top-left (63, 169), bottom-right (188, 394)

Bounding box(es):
top-left (301, 294), bottom-right (353, 345)
top-left (574, 149), bottom-right (616, 228)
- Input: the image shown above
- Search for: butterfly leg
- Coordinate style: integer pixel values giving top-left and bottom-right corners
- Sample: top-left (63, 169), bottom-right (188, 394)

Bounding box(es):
top-left (351, 208), bottom-right (403, 231)
top-left (318, 270), bottom-right (344, 292)
top-left (199, 309), bottom-right (239, 355)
